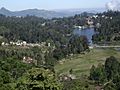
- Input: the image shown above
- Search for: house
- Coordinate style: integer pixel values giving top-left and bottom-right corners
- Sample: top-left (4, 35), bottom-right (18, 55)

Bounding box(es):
top-left (23, 56), bottom-right (34, 64)
top-left (23, 56), bottom-right (37, 65)
top-left (110, 17), bottom-right (113, 19)
top-left (22, 41), bottom-right (27, 46)
top-left (48, 43), bottom-right (51, 47)
top-left (96, 23), bottom-right (101, 28)
top-left (1, 42), bottom-right (5, 46)
top-left (41, 23), bottom-right (46, 26)
top-left (93, 15), bottom-right (98, 19)
top-left (9, 40), bottom-right (27, 46)
top-left (74, 25), bottom-right (82, 29)
top-left (59, 74), bottom-right (76, 81)
top-left (102, 15), bottom-right (105, 18)
top-left (59, 74), bottom-right (72, 81)
top-left (89, 46), bottom-right (94, 49)
top-left (1, 42), bottom-right (9, 46)
top-left (87, 19), bottom-right (94, 25)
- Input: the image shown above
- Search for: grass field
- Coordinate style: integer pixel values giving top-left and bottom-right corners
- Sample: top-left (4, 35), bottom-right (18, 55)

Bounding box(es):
top-left (55, 48), bottom-right (120, 77)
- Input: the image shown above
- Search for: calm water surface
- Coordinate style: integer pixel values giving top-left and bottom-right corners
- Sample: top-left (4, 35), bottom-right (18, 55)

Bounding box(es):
top-left (73, 28), bottom-right (96, 45)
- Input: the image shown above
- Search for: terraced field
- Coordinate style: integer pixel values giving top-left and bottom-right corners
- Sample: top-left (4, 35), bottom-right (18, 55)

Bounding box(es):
top-left (55, 48), bottom-right (120, 77)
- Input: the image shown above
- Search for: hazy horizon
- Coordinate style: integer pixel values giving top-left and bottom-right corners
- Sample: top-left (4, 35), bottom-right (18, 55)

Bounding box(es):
top-left (0, 0), bottom-right (110, 11)
top-left (0, 7), bottom-right (106, 12)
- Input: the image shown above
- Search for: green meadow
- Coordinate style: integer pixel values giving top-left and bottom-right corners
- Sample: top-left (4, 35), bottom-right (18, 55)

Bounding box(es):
top-left (55, 48), bottom-right (120, 77)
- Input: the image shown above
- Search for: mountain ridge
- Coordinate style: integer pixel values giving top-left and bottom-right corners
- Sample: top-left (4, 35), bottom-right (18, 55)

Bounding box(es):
top-left (0, 7), bottom-right (106, 18)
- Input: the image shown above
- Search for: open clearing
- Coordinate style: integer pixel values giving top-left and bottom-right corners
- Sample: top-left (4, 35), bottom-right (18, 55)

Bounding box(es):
top-left (55, 48), bottom-right (120, 77)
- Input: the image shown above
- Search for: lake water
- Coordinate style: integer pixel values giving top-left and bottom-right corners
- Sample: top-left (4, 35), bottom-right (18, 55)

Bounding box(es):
top-left (73, 28), bottom-right (96, 45)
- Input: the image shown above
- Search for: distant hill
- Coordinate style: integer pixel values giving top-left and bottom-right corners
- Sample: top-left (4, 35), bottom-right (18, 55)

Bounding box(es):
top-left (55, 8), bottom-right (106, 15)
top-left (0, 7), bottom-right (106, 18)
top-left (0, 7), bottom-right (70, 18)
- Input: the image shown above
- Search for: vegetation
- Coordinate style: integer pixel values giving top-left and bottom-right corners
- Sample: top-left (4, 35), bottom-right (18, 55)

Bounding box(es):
top-left (0, 13), bottom-right (90, 90)
top-left (0, 57), bottom-right (62, 90)
top-left (56, 55), bottom-right (120, 90)
top-left (0, 11), bottom-right (120, 90)
top-left (90, 56), bottom-right (120, 90)
top-left (55, 48), bottom-right (120, 77)
top-left (0, 57), bottom-right (32, 90)
top-left (63, 78), bottom-right (95, 90)
top-left (16, 68), bottom-right (62, 90)
top-left (0, 14), bottom-right (89, 66)
top-left (93, 11), bottom-right (120, 44)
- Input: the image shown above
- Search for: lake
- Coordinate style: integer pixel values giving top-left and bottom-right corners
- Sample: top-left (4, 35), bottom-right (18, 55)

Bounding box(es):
top-left (73, 28), bottom-right (96, 45)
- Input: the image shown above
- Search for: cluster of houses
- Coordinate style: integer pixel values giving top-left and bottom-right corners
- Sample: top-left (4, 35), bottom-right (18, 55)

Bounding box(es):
top-left (74, 16), bottom-right (94, 29)
top-left (74, 14), bottom-right (113, 30)
top-left (92, 15), bottom-right (113, 20)
top-left (1, 40), bottom-right (51, 47)
top-left (1, 40), bottom-right (27, 46)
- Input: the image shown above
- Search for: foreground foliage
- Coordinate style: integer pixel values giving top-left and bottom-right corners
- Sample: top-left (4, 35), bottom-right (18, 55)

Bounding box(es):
top-left (16, 68), bottom-right (62, 90)
top-left (0, 57), bottom-right (62, 90)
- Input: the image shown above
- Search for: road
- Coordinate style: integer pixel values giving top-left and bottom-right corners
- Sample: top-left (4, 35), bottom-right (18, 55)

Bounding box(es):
top-left (95, 45), bottom-right (120, 48)
top-left (89, 45), bottom-right (120, 49)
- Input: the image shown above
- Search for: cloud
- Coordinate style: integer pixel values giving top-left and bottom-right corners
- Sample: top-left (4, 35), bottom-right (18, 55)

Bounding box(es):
top-left (106, 0), bottom-right (120, 11)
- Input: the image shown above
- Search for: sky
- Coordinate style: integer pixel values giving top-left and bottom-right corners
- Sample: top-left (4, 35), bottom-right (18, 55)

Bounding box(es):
top-left (0, 0), bottom-right (111, 11)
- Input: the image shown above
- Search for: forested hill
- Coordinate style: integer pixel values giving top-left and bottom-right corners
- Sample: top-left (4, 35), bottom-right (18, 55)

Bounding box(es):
top-left (0, 7), bottom-right (69, 18)
top-left (0, 7), bottom-right (97, 19)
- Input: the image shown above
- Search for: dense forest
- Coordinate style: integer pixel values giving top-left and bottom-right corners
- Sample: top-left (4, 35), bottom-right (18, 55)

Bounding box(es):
top-left (0, 13), bottom-right (90, 66)
top-left (0, 14), bottom-right (89, 44)
top-left (0, 57), bottom-right (62, 90)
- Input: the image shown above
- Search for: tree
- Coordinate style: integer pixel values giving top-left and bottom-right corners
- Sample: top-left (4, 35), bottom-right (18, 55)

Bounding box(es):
top-left (68, 35), bottom-right (88, 54)
top-left (69, 69), bottom-right (73, 74)
top-left (0, 70), bottom-right (14, 90)
top-left (63, 79), bottom-right (94, 90)
top-left (90, 64), bottom-right (107, 84)
top-left (90, 65), bottom-right (96, 80)
top-left (16, 68), bottom-right (62, 90)
top-left (105, 56), bottom-right (120, 80)
top-left (90, 56), bottom-right (120, 89)
top-left (0, 26), bottom-right (9, 38)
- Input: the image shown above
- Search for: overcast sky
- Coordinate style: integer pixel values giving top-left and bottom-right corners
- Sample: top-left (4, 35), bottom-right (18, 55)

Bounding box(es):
top-left (0, 0), bottom-right (111, 11)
